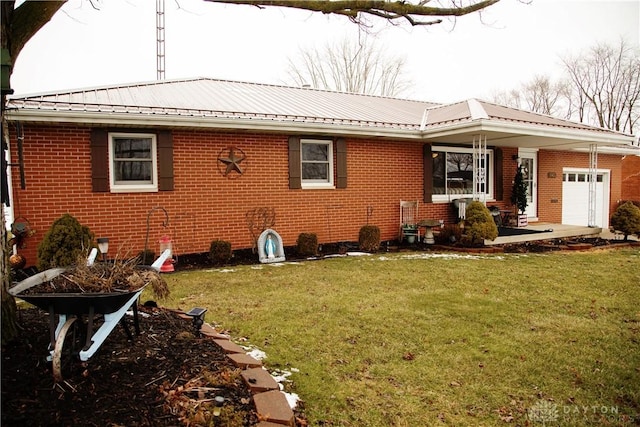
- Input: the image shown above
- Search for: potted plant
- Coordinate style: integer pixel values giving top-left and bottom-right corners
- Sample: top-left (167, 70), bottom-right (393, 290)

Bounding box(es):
top-left (510, 164), bottom-right (529, 227)
top-left (401, 224), bottom-right (418, 244)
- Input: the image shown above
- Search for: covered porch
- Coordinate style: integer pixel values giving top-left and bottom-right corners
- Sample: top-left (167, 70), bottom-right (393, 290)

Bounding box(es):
top-left (421, 99), bottom-right (638, 229)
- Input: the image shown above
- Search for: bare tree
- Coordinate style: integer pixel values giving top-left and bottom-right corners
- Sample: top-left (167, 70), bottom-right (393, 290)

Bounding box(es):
top-left (491, 88), bottom-right (522, 109)
top-left (491, 40), bottom-right (640, 135)
top-left (521, 75), bottom-right (572, 117)
top-left (562, 39), bottom-right (640, 134)
top-left (491, 75), bottom-right (572, 118)
top-left (287, 36), bottom-right (413, 97)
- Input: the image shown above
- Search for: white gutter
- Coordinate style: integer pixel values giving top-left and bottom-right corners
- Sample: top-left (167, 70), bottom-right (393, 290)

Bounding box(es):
top-left (573, 145), bottom-right (640, 156)
top-left (423, 119), bottom-right (634, 147)
top-left (4, 109), bottom-right (426, 140)
top-left (6, 107), bottom-right (635, 147)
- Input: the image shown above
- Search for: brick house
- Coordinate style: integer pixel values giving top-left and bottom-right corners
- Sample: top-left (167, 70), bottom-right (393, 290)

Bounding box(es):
top-left (4, 78), bottom-right (638, 267)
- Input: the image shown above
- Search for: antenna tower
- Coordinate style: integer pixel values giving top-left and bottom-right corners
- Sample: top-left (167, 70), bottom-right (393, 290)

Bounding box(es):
top-left (156, 0), bottom-right (165, 80)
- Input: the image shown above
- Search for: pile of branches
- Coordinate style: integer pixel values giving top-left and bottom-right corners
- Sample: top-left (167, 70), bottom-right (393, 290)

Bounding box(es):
top-left (22, 257), bottom-right (170, 299)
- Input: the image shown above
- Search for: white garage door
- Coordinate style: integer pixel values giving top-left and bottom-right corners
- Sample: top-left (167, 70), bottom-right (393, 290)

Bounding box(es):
top-left (562, 170), bottom-right (608, 227)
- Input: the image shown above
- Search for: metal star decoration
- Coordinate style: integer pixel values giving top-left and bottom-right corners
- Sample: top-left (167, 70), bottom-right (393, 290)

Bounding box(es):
top-left (217, 146), bottom-right (247, 177)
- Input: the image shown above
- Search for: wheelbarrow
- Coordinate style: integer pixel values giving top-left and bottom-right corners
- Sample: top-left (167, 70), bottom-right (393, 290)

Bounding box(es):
top-left (9, 249), bottom-right (170, 381)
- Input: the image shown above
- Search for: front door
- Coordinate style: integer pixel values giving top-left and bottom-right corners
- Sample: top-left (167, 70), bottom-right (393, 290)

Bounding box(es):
top-left (518, 148), bottom-right (538, 219)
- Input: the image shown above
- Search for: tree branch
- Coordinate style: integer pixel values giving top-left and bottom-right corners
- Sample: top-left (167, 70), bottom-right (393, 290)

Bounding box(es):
top-left (1, 0), bottom-right (66, 68)
top-left (205, 0), bottom-right (500, 26)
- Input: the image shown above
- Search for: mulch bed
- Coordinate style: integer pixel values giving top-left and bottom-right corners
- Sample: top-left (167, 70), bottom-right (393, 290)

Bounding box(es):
top-left (1, 305), bottom-right (259, 426)
top-left (501, 236), bottom-right (639, 253)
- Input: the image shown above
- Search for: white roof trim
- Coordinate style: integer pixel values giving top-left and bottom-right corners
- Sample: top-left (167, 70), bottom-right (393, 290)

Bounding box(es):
top-left (419, 108), bottom-right (429, 131)
top-left (422, 119), bottom-right (633, 148)
top-left (467, 99), bottom-right (489, 120)
top-left (4, 109), bottom-right (425, 140)
top-left (7, 107), bottom-right (633, 148)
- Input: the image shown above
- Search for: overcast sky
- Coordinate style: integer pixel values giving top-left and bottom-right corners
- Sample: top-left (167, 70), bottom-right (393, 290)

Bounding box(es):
top-left (10, 0), bottom-right (640, 104)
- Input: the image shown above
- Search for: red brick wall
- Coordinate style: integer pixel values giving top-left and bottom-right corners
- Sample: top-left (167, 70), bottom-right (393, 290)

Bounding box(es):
top-left (8, 125), bottom-right (442, 266)
top-left (7, 123), bottom-right (622, 267)
top-left (621, 155), bottom-right (640, 203)
top-left (537, 150), bottom-right (622, 223)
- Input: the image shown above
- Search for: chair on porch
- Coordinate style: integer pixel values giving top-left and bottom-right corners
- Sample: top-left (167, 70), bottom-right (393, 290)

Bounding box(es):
top-left (400, 200), bottom-right (419, 243)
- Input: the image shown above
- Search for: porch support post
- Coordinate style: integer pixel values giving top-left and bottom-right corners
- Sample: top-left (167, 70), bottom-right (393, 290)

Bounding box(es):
top-left (472, 134), bottom-right (487, 204)
top-left (588, 144), bottom-right (598, 227)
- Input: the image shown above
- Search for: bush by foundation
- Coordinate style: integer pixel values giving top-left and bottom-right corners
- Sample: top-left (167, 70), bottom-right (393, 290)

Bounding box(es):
top-left (209, 240), bottom-right (232, 265)
top-left (359, 225), bottom-right (381, 252)
top-left (297, 233), bottom-right (318, 257)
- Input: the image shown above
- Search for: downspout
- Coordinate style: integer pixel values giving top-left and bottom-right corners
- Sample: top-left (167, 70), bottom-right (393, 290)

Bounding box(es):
top-left (2, 121), bottom-right (14, 236)
top-left (4, 121), bottom-right (26, 238)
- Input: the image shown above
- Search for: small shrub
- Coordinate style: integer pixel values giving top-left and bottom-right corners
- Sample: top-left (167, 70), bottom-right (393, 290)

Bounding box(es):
top-left (610, 201), bottom-right (640, 240)
top-left (464, 201), bottom-right (499, 244)
top-left (359, 225), bottom-right (381, 252)
top-left (436, 223), bottom-right (463, 245)
top-left (37, 213), bottom-right (94, 270)
top-left (137, 249), bottom-right (156, 266)
top-left (296, 233), bottom-right (318, 257)
top-left (209, 240), bottom-right (232, 265)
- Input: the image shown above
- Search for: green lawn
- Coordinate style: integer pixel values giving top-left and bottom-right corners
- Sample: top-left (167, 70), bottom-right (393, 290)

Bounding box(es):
top-left (153, 248), bottom-right (640, 426)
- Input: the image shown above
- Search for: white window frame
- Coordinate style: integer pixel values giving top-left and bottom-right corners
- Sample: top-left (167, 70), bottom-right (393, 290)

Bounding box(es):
top-left (109, 132), bottom-right (158, 193)
top-left (301, 138), bottom-right (334, 189)
top-left (432, 146), bottom-right (494, 202)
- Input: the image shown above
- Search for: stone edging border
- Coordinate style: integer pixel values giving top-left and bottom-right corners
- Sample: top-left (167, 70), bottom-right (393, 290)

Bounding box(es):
top-left (172, 310), bottom-right (297, 426)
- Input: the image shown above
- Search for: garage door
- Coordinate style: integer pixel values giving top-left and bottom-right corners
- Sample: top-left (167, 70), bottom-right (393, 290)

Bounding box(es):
top-left (562, 170), bottom-right (608, 227)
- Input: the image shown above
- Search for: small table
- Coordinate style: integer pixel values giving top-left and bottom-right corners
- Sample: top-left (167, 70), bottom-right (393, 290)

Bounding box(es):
top-left (418, 219), bottom-right (441, 244)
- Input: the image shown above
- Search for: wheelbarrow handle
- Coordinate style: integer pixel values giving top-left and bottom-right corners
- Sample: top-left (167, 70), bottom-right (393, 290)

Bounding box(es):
top-left (86, 248), bottom-right (98, 266)
top-left (9, 267), bottom-right (68, 296)
top-left (150, 249), bottom-right (171, 272)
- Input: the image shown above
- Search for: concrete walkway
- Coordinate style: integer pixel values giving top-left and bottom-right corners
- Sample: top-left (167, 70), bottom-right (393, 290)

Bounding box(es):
top-left (486, 223), bottom-right (637, 246)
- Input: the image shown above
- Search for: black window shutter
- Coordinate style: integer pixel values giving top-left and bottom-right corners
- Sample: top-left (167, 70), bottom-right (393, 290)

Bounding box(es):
top-left (157, 130), bottom-right (174, 191)
top-left (288, 136), bottom-right (301, 189)
top-left (494, 147), bottom-right (503, 201)
top-left (423, 144), bottom-right (433, 203)
top-left (335, 138), bottom-right (347, 189)
top-left (90, 129), bottom-right (109, 192)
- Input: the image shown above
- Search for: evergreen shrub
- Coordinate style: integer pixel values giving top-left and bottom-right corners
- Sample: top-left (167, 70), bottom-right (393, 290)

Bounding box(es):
top-left (464, 202), bottom-right (499, 244)
top-left (610, 201), bottom-right (640, 240)
top-left (37, 213), bottom-right (94, 270)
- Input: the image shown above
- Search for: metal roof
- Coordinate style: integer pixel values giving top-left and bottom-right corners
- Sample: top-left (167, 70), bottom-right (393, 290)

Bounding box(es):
top-left (7, 77), bottom-right (434, 129)
top-left (6, 77), bottom-right (637, 151)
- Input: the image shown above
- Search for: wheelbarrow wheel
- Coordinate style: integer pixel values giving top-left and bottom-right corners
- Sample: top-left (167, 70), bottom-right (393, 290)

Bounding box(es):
top-left (53, 317), bottom-right (85, 382)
